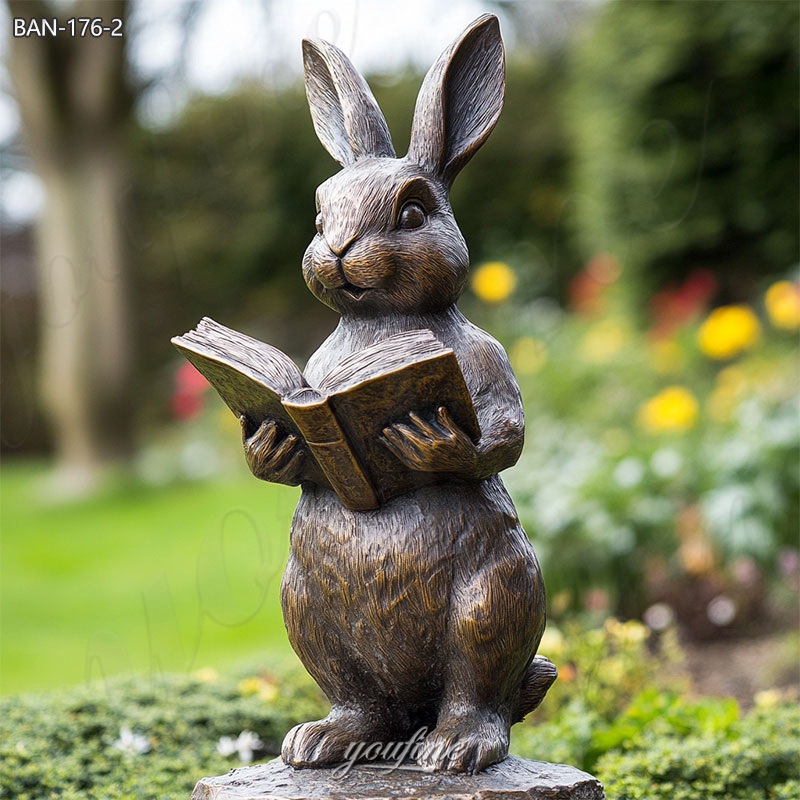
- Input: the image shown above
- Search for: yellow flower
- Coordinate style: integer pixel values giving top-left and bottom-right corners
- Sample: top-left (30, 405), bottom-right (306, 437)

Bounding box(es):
top-left (238, 675), bottom-right (279, 702)
top-left (510, 336), bottom-right (548, 374)
top-left (754, 689), bottom-right (782, 708)
top-left (471, 261), bottom-right (517, 304)
top-left (638, 386), bottom-right (699, 433)
top-left (257, 681), bottom-right (279, 703)
top-left (193, 667), bottom-right (218, 683)
top-left (580, 319), bottom-right (629, 364)
top-left (604, 618), bottom-right (649, 644)
top-left (238, 677), bottom-right (263, 696)
top-left (697, 305), bottom-right (762, 359)
top-left (765, 280), bottom-right (800, 331)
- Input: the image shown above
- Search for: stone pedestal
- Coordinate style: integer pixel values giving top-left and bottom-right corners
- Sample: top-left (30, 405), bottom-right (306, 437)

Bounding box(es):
top-left (191, 756), bottom-right (605, 799)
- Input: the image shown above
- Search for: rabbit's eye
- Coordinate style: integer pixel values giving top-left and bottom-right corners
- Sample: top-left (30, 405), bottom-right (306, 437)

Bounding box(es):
top-left (398, 202), bottom-right (426, 230)
top-left (315, 213), bottom-right (324, 235)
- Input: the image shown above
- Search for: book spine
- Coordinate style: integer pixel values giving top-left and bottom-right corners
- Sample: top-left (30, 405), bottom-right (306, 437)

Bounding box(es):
top-left (283, 398), bottom-right (380, 511)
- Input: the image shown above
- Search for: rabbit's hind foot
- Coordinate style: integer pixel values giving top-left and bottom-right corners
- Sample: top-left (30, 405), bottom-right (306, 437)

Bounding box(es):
top-left (281, 707), bottom-right (383, 769)
top-left (416, 710), bottom-right (509, 774)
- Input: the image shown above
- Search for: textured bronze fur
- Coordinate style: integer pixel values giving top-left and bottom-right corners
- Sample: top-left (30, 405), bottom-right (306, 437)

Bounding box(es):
top-left (242, 14), bottom-right (557, 774)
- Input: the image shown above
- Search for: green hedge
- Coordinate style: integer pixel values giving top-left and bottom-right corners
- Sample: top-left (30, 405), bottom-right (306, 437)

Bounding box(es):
top-left (1, 665), bottom-right (797, 799)
top-left (598, 704), bottom-right (800, 800)
top-left (0, 671), bottom-right (326, 800)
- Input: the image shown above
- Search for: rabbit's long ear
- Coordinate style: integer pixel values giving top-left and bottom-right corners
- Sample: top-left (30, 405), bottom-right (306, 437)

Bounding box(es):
top-left (302, 39), bottom-right (395, 166)
top-left (407, 14), bottom-right (504, 186)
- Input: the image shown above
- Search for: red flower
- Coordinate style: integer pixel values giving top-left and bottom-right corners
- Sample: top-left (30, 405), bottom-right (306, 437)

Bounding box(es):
top-left (568, 254), bottom-right (622, 315)
top-left (650, 269), bottom-right (717, 338)
top-left (172, 362), bottom-right (209, 420)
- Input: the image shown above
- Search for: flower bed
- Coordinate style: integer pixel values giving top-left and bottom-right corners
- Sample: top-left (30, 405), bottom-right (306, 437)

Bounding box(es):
top-left (476, 269), bottom-right (800, 633)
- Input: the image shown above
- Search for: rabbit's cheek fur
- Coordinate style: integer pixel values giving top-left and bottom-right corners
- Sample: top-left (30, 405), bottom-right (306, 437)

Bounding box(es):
top-left (385, 225), bottom-right (469, 312)
top-left (340, 242), bottom-right (396, 289)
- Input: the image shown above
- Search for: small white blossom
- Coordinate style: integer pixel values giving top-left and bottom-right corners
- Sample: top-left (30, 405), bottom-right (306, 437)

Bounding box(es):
top-left (613, 457), bottom-right (644, 489)
top-left (216, 736), bottom-right (238, 757)
top-left (112, 726), bottom-right (150, 755)
top-left (650, 447), bottom-right (682, 479)
top-left (707, 594), bottom-right (737, 627)
top-left (216, 730), bottom-right (264, 763)
top-left (643, 602), bottom-right (675, 631)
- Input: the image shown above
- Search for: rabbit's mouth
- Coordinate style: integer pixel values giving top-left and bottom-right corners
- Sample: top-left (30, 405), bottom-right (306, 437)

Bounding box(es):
top-left (342, 283), bottom-right (371, 301)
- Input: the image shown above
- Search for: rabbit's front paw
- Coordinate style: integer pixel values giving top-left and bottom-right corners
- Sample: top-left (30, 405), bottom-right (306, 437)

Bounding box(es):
top-left (241, 417), bottom-right (305, 485)
top-left (381, 406), bottom-right (478, 475)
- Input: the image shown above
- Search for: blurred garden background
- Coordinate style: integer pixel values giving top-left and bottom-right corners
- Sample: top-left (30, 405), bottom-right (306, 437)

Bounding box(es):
top-left (1, 0), bottom-right (798, 797)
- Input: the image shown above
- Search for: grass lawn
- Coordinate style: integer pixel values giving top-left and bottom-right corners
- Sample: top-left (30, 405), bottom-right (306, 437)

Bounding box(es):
top-left (1, 460), bottom-right (301, 696)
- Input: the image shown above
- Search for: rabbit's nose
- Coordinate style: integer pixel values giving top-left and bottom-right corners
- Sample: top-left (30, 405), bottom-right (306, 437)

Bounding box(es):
top-left (314, 248), bottom-right (347, 289)
top-left (324, 232), bottom-right (356, 258)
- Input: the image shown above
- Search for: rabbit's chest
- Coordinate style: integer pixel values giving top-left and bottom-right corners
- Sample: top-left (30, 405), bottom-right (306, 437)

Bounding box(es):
top-left (290, 484), bottom-right (460, 574)
top-left (289, 479), bottom-right (519, 579)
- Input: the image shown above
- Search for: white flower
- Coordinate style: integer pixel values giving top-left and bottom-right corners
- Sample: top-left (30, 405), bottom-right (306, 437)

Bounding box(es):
top-left (217, 730), bottom-right (264, 763)
top-left (112, 726), bottom-right (150, 755)
top-left (707, 594), bottom-right (737, 627)
top-left (650, 448), bottom-right (682, 479)
top-left (643, 602), bottom-right (675, 631)
top-left (216, 736), bottom-right (238, 757)
top-left (613, 457), bottom-right (644, 489)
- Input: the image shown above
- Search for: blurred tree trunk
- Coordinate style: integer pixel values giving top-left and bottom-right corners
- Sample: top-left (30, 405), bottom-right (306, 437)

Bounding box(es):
top-left (8, 0), bottom-right (136, 495)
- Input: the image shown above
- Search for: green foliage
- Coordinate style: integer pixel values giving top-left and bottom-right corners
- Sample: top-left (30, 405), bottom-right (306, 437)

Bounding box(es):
top-left (567, 0), bottom-right (799, 302)
top-left (511, 618), bottom-right (688, 769)
top-left (597, 704), bottom-right (800, 800)
top-left (534, 619), bottom-right (686, 722)
top-left (0, 671), bottom-right (325, 800)
top-left (511, 620), bottom-right (799, 791)
top-left (515, 689), bottom-right (746, 776)
top-left (498, 278), bottom-right (799, 623)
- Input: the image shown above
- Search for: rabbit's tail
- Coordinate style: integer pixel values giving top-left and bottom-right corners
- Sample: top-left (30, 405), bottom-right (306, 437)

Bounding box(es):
top-left (513, 654), bottom-right (558, 723)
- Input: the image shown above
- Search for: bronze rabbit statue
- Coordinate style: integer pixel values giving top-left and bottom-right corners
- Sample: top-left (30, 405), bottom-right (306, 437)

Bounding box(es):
top-left (242, 14), bottom-right (557, 774)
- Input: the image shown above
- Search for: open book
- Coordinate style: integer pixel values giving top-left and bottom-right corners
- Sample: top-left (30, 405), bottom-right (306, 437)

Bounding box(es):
top-left (171, 318), bottom-right (480, 511)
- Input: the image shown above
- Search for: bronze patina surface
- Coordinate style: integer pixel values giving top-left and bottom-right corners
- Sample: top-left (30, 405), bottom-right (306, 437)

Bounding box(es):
top-left (222, 14), bottom-right (558, 776)
top-left (191, 757), bottom-right (605, 799)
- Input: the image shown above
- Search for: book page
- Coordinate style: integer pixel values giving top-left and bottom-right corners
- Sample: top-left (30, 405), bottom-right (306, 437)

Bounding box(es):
top-left (176, 318), bottom-right (306, 393)
top-left (172, 317), bottom-right (306, 431)
top-left (317, 329), bottom-right (450, 393)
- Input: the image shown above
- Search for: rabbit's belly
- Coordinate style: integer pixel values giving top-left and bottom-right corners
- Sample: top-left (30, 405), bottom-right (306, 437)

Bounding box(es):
top-left (282, 477), bottom-right (534, 680)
